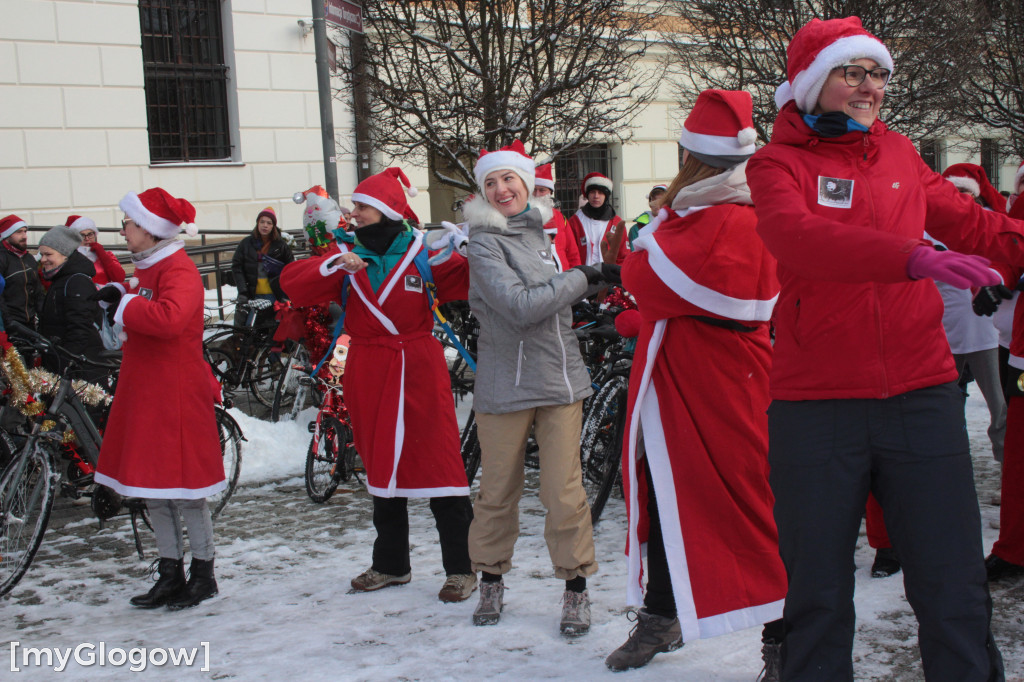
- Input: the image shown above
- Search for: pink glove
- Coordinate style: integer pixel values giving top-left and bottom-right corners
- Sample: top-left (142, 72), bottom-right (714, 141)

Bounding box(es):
top-left (906, 246), bottom-right (1000, 289)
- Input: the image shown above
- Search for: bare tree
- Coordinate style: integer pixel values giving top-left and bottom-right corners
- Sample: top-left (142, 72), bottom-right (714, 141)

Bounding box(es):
top-left (332, 0), bottom-right (658, 192)
top-left (661, 0), bottom-right (983, 143)
top-left (957, 0), bottom-right (1024, 160)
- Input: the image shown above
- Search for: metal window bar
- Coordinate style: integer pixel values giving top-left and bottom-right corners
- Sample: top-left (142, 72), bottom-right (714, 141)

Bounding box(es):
top-left (554, 145), bottom-right (612, 215)
top-left (981, 139), bottom-right (1001, 186)
top-left (139, 0), bottom-right (232, 162)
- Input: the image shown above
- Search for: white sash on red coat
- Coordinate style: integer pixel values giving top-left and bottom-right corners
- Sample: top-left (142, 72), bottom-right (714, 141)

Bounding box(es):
top-left (347, 230), bottom-right (423, 496)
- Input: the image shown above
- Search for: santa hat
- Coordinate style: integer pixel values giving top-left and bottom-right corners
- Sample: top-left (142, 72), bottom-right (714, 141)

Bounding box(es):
top-left (65, 215), bottom-right (97, 233)
top-left (256, 206), bottom-right (277, 228)
top-left (535, 163), bottom-right (556, 191)
top-left (775, 16), bottom-right (893, 113)
top-left (0, 214), bottom-right (27, 240)
top-left (351, 168), bottom-right (418, 222)
top-left (648, 184), bottom-right (668, 200)
top-left (292, 185), bottom-right (330, 204)
top-left (474, 140), bottom-right (536, 195)
top-left (581, 172), bottom-right (613, 197)
top-left (119, 187), bottom-right (198, 238)
top-left (678, 89), bottom-right (757, 161)
top-left (942, 163), bottom-right (1007, 213)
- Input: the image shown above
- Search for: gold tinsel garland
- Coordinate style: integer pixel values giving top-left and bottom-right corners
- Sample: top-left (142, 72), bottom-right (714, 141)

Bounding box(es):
top-left (0, 345), bottom-right (113, 426)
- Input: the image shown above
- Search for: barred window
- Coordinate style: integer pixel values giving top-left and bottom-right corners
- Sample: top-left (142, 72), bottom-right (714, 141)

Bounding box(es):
top-left (980, 138), bottom-right (1001, 186)
top-left (554, 144), bottom-right (613, 215)
top-left (139, 0), bottom-right (232, 163)
top-left (919, 139), bottom-right (943, 172)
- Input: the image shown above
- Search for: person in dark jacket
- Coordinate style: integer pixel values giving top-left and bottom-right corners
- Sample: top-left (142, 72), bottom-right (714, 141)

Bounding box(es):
top-left (36, 225), bottom-right (105, 380)
top-left (0, 214), bottom-right (44, 329)
top-left (230, 207), bottom-right (293, 308)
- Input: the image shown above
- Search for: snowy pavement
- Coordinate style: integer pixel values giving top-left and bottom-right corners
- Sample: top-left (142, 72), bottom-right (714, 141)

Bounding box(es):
top-left (2, 392), bottom-right (1023, 680)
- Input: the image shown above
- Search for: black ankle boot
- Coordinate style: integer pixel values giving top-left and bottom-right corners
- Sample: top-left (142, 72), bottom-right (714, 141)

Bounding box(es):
top-left (168, 557), bottom-right (219, 610)
top-left (130, 557), bottom-right (185, 609)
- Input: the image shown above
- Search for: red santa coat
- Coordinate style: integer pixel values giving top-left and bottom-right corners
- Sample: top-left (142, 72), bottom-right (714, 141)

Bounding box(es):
top-left (568, 210), bottom-right (628, 265)
top-left (544, 210), bottom-right (581, 270)
top-left (621, 202), bottom-right (786, 642)
top-left (95, 243), bottom-right (224, 499)
top-left (279, 231), bottom-right (470, 498)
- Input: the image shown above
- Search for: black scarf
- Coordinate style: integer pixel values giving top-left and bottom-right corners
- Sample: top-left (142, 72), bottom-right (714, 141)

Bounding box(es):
top-left (354, 219), bottom-right (405, 255)
top-left (581, 196), bottom-right (615, 222)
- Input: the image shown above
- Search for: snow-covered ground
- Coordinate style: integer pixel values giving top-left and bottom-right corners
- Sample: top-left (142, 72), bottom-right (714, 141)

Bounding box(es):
top-left (3, 391), bottom-right (1022, 680)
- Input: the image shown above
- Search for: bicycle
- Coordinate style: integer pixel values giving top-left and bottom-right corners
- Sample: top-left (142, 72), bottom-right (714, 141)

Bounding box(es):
top-left (203, 298), bottom-right (286, 411)
top-left (0, 324), bottom-right (243, 597)
top-left (301, 373), bottom-right (361, 503)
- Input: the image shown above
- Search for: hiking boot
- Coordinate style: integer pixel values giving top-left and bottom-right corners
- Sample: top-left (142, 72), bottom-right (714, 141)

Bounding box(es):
top-left (130, 557), bottom-right (185, 609)
top-left (438, 573), bottom-right (477, 603)
top-left (985, 553), bottom-right (1024, 582)
top-left (167, 557), bottom-right (218, 610)
top-left (871, 547), bottom-right (901, 578)
top-left (350, 567), bottom-right (411, 592)
top-left (605, 608), bottom-right (683, 671)
top-left (756, 639), bottom-right (782, 682)
top-left (560, 589), bottom-right (591, 637)
top-left (472, 580), bottom-right (505, 625)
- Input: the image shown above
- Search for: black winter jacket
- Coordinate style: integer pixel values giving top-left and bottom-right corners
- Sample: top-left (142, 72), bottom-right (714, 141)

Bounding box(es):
top-left (38, 251), bottom-right (105, 375)
top-left (0, 242), bottom-right (43, 327)
top-left (230, 234), bottom-right (294, 299)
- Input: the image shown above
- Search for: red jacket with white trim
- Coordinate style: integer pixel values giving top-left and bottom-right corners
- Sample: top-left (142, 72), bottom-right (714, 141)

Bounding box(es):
top-left (567, 210), bottom-right (628, 265)
top-left (748, 104), bottom-right (1024, 400)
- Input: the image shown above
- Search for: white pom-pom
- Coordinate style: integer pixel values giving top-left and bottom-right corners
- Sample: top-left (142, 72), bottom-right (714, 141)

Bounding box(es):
top-left (293, 192), bottom-right (306, 204)
top-left (128, 277), bottom-right (139, 289)
top-left (737, 128), bottom-right (757, 146)
top-left (406, 186), bottom-right (418, 198)
top-left (184, 222), bottom-right (198, 238)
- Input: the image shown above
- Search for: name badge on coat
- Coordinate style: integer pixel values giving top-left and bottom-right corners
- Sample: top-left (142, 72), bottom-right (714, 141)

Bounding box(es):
top-left (404, 275), bottom-right (423, 292)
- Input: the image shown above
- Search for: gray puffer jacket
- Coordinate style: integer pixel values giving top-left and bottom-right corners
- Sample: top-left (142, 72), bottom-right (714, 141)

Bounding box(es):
top-left (465, 195), bottom-right (595, 414)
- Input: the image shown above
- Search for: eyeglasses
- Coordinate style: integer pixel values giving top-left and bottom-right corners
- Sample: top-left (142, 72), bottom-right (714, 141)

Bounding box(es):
top-left (838, 64), bottom-right (891, 89)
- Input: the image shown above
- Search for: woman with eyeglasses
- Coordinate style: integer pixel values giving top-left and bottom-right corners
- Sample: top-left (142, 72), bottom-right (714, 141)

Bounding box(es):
top-left (746, 16), bottom-right (1024, 681)
top-left (64, 215), bottom-right (126, 287)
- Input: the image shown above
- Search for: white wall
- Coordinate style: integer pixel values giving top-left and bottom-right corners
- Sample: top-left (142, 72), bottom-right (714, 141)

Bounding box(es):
top-left (0, 0), bottom-right (359, 239)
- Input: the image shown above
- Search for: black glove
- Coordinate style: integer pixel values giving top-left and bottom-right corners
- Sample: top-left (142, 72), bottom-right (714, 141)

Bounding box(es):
top-left (972, 284), bottom-right (1013, 316)
top-left (574, 265), bottom-right (603, 285)
top-left (600, 263), bottom-right (622, 285)
top-left (235, 294), bottom-right (249, 308)
top-left (89, 285), bottom-right (122, 306)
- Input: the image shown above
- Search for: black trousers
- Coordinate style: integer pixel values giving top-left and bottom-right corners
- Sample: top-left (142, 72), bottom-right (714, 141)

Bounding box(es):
top-left (371, 495), bottom-right (473, 576)
top-left (768, 383), bottom-right (1003, 682)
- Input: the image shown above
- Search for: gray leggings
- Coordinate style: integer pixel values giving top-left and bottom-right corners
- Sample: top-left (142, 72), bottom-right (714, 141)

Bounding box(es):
top-left (147, 498), bottom-right (215, 561)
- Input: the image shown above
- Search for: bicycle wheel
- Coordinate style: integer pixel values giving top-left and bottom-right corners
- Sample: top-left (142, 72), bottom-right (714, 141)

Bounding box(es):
top-left (0, 444), bottom-right (57, 597)
top-left (209, 407), bottom-right (243, 520)
top-left (271, 344), bottom-right (318, 422)
top-left (305, 414), bottom-right (346, 503)
top-left (249, 343), bottom-right (285, 408)
top-left (579, 375), bottom-right (628, 524)
top-left (460, 410), bottom-right (482, 485)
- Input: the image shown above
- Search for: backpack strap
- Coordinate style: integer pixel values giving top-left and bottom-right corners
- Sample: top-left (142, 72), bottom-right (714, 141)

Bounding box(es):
top-left (413, 247), bottom-right (476, 372)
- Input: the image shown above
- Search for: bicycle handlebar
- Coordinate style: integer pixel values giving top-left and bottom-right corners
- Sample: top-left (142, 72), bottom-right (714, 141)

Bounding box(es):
top-left (6, 321), bottom-right (121, 371)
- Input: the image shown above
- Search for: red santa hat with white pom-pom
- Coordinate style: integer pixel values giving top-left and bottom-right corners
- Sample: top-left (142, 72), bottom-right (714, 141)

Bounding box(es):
top-left (119, 187), bottom-right (198, 239)
top-left (678, 89), bottom-right (758, 161)
top-left (474, 140), bottom-right (536, 195)
top-left (65, 215), bottom-right (97, 233)
top-left (351, 168), bottom-right (419, 222)
top-left (775, 16), bottom-right (893, 114)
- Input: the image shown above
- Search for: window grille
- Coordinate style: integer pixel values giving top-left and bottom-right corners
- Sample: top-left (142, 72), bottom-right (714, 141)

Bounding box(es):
top-left (554, 144), bottom-right (612, 214)
top-left (980, 138), bottom-right (1001, 186)
top-left (919, 139), bottom-right (943, 173)
top-left (139, 0), bottom-right (232, 163)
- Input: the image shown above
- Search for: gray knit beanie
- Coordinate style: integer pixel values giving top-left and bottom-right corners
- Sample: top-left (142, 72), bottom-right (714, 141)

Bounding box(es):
top-left (39, 225), bottom-right (82, 257)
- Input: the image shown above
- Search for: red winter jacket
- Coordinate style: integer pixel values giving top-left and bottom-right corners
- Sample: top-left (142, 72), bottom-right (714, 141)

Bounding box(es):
top-left (748, 104), bottom-right (1024, 400)
top-left (991, 198), bottom-right (1024, 370)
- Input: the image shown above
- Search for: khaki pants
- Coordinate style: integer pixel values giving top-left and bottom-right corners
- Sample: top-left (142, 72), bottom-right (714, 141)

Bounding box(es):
top-left (468, 401), bottom-right (597, 580)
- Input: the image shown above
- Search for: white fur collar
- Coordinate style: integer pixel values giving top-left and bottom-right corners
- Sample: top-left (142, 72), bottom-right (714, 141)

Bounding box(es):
top-left (463, 194), bottom-right (553, 234)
